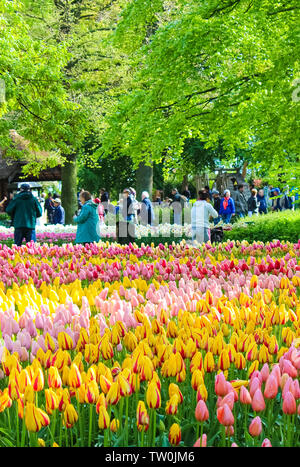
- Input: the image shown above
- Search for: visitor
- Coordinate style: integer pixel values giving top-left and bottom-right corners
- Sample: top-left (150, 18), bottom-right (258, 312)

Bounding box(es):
top-left (52, 198), bottom-right (65, 225)
top-left (73, 191), bottom-right (100, 244)
top-left (182, 185), bottom-right (191, 202)
top-left (6, 183), bottom-right (42, 246)
top-left (234, 184), bottom-right (248, 218)
top-left (139, 191), bottom-right (155, 226)
top-left (191, 189), bottom-right (219, 244)
top-left (211, 190), bottom-right (221, 225)
top-left (204, 185), bottom-right (212, 201)
top-left (247, 188), bottom-right (259, 216)
top-left (121, 188), bottom-right (135, 222)
top-left (219, 189), bottom-right (235, 224)
top-left (44, 193), bottom-right (55, 224)
top-left (129, 187), bottom-right (140, 223)
top-left (170, 188), bottom-right (183, 225)
top-left (94, 197), bottom-right (105, 224)
top-left (0, 196), bottom-right (7, 212)
top-left (271, 188), bottom-right (283, 212)
top-left (154, 189), bottom-right (162, 205)
top-left (257, 189), bottom-right (267, 214)
top-left (100, 188), bottom-right (109, 215)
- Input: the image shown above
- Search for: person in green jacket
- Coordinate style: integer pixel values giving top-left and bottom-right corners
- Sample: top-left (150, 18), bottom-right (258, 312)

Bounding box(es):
top-left (73, 191), bottom-right (100, 244)
top-left (6, 183), bottom-right (42, 246)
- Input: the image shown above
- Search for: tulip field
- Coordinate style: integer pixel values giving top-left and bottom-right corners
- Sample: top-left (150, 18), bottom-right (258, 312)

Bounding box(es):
top-left (0, 238), bottom-right (299, 447)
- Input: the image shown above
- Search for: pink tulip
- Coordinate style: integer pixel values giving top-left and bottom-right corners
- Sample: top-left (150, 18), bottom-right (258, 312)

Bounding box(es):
top-left (260, 363), bottom-right (270, 382)
top-left (251, 388), bottom-right (266, 412)
top-left (218, 392), bottom-right (235, 411)
top-left (240, 385), bottom-right (252, 405)
top-left (193, 434), bottom-right (207, 447)
top-left (195, 400), bottom-right (209, 422)
top-left (282, 391), bottom-right (296, 415)
top-left (231, 442), bottom-right (238, 447)
top-left (264, 375), bottom-right (278, 399)
top-left (215, 372), bottom-right (228, 397)
top-left (217, 403), bottom-right (234, 426)
top-left (261, 438), bottom-right (272, 447)
top-left (249, 416), bottom-right (262, 437)
top-left (250, 377), bottom-right (261, 398)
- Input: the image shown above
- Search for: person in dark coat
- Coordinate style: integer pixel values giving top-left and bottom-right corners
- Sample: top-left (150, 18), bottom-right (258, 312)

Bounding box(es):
top-left (247, 189), bottom-right (259, 216)
top-left (52, 198), bottom-right (65, 225)
top-left (6, 184), bottom-right (42, 246)
top-left (121, 188), bottom-right (135, 222)
top-left (99, 188), bottom-right (109, 215)
top-left (211, 190), bottom-right (221, 225)
top-left (44, 193), bottom-right (55, 224)
top-left (182, 185), bottom-right (191, 202)
top-left (140, 191), bottom-right (155, 226)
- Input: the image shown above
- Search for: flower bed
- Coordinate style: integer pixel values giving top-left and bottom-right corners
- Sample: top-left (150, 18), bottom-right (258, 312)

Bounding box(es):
top-left (0, 239), bottom-right (299, 447)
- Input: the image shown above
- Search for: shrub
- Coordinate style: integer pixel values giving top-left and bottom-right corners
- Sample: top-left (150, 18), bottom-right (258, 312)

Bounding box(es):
top-left (224, 209), bottom-right (300, 243)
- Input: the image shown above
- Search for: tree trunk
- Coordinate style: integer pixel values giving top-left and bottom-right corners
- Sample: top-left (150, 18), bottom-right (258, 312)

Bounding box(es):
top-left (242, 161), bottom-right (248, 179)
top-left (136, 162), bottom-right (153, 201)
top-left (181, 174), bottom-right (189, 193)
top-left (61, 154), bottom-right (77, 225)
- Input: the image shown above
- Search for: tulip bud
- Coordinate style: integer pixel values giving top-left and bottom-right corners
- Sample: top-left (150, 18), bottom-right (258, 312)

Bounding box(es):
top-left (195, 400), bottom-right (209, 422)
top-left (249, 416), bottom-right (262, 437)
top-left (68, 364), bottom-right (82, 389)
top-left (64, 403), bottom-right (78, 428)
top-left (168, 423), bottom-right (181, 446)
top-left (146, 381), bottom-right (161, 409)
top-left (110, 418), bottom-right (120, 433)
top-left (98, 405), bottom-right (110, 430)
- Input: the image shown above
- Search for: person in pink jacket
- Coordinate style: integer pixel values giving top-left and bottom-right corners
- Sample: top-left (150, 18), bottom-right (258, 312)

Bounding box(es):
top-left (94, 198), bottom-right (105, 224)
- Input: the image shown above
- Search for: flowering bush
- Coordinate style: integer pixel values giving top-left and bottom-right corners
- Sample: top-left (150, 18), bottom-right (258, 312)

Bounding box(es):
top-left (0, 239), bottom-right (299, 447)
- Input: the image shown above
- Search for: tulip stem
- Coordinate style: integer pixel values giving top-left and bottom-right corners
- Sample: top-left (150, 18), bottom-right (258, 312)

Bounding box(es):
top-left (140, 428), bottom-right (145, 447)
top-left (200, 422), bottom-right (204, 447)
top-left (21, 407), bottom-right (26, 447)
top-left (15, 401), bottom-right (19, 447)
top-left (76, 396), bottom-right (84, 447)
top-left (125, 396), bottom-right (129, 447)
top-left (88, 403), bottom-right (93, 447)
top-left (152, 409), bottom-right (156, 447)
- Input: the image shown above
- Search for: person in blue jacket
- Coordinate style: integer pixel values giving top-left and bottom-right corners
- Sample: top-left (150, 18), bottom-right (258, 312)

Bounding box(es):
top-left (219, 189), bottom-right (235, 224)
top-left (257, 189), bottom-right (267, 214)
top-left (73, 191), bottom-right (100, 244)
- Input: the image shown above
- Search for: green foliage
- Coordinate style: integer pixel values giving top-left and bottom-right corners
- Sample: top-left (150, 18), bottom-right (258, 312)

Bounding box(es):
top-left (224, 209), bottom-right (300, 243)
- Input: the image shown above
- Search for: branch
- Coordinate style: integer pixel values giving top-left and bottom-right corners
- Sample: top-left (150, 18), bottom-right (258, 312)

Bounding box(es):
top-left (267, 6), bottom-right (299, 15)
top-left (17, 99), bottom-right (48, 122)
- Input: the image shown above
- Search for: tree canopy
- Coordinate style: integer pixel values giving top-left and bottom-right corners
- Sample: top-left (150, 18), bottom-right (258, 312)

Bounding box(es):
top-left (101, 0), bottom-right (299, 185)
